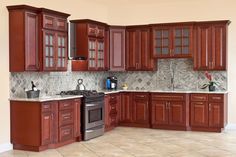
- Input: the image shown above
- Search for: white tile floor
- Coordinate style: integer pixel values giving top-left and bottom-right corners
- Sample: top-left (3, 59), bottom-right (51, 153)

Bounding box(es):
top-left (1, 127), bottom-right (236, 157)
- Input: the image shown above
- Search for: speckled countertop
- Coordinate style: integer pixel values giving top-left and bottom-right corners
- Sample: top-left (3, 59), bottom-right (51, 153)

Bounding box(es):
top-left (9, 89), bottom-right (228, 102)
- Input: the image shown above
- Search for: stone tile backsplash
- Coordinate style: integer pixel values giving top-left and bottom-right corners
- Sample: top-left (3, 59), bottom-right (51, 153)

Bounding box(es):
top-left (10, 59), bottom-right (227, 98)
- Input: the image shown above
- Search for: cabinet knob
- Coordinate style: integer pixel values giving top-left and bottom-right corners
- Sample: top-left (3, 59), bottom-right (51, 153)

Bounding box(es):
top-left (209, 103), bottom-right (212, 111)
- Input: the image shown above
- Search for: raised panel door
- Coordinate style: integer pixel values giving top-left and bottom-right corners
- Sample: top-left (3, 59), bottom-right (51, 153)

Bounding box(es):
top-left (194, 24), bottom-right (212, 70)
top-left (41, 112), bottom-right (53, 145)
top-left (151, 100), bottom-right (168, 125)
top-left (25, 12), bottom-right (39, 71)
top-left (109, 28), bottom-right (126, 71)
top-left (169, 101), bottom-right (185, 126)
top-left (209, 103), bottom-right (223, 127)
top-left (190, 102), bottom-right (209, 127)
top-left (133, 98), bottom-right (149, 124)
top-left (126, 29), bottom-right (139, 70)
top-left (104, 95), bottom-right (110, 130)
top-left (56, 32), bottom-right (67, 71)
top-left (211, 24), bottom-right (227, 70)
top-left (74, 99), bottom-right (81, 137)
top-left (120, 93), bottom-right (132, 123)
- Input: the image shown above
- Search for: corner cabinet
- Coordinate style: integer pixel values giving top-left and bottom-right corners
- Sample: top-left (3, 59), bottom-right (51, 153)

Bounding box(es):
top-left (7, 5), bottom-right (70, 72)
top-left (70, 20), bottom-right (109, 71)
top-left (151, 23), bottom-right (193, 58)
top-left (194, 21), bottom-right (230, 70)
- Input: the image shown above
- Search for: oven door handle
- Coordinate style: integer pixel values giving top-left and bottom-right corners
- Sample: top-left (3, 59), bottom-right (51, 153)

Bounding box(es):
top-left (86, 104), bottom-right (97, 107)
top-left (86, 129), bottom-right (95, 133)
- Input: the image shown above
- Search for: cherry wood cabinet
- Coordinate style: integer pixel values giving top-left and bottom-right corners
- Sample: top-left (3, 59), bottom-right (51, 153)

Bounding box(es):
top-left (190, 94), bottom-right (227, 132)
top-left (10, 98), bottom-right (81, 151)
top-left (109, 26), bottom-right (126, 71)
top-left (151, 93), bottom-right (189, 130)
top-left (70, 19), bottom-right (109, 71)
top-left (7, 5), bottom-right (70, 72)
top-left (126, 26), bottom-right (156, 71)
top-left (120, 93), bottom-right (133, 123)
top-left (151, 23), bottom-right (193, 58)
top-left (194, 21), bottom-right (230, 70)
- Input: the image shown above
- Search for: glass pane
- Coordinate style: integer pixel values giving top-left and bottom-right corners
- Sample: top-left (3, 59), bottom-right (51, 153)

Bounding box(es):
top-left (58, 37), bottom-right (61, 46)
top-left (58, 48), bottom-right (61, 57)
top-left (183, 47), bottom-right (189, 54)
top-left (50, 35), bottom-right (53, 45)
top-left (62, 37), bottom-right (65, 46)
top-left (175, 29), bottom-right (182, 37)
top-left (156, 31), bottom-right (161, 38)
top-left (45, 58), bottom-right (49, 67)
top-left (62, 48), bottom-right (65, 57)
top-left (163, 30), bottom-right (169, 38)
top-left (156, 39), bottom-right (161, 47)
top-left (163, 39), bottom-right (169, 46)
top-left (156, 48), bottom-right (161, 54)
top-left (162, 48), bottom-right (169, 54)
top-left (183, 29), bottom-right (189, 37)
top-left (175, 38), bottom-right (181, 46)
top-left (58, 58), bottom-right (61, 67)
top-left (50, 47), bottom-right (53, 56)
top-left (46, 35), bottom-right (49, 45)
top-left (50, 58), bottom-right (53, 67)
top-left (62, 59), bottom-right (65, 67)
top-left (174, 47), bottom-right (181, 54)
top-left (46, 47), bottom-right (49, 56)
top-left (183, 38), bottom-right (189, 46)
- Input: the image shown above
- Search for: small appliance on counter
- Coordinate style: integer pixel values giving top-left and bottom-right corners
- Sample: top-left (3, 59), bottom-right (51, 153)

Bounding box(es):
top-left (106, 76), bottom-right (117, 90)
top-left (25, 81), bottom-right (40, 98)
top-left (76, 79), bottom-right (86, 90)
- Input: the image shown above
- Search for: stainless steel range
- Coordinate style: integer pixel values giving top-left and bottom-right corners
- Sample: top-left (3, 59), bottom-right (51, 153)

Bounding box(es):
top-left (60, 90), bottom-right (105, 140)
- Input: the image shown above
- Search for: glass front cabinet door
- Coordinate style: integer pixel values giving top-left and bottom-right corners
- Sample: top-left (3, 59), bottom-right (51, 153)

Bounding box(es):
top-left (57, 32), bottom-right (67, 70)
top-left (88, 38), bottom-right (97, 70)
top-left (44, 30), bottom-right (56, 71)
top-left (97, 39), bottom-right (105, 70)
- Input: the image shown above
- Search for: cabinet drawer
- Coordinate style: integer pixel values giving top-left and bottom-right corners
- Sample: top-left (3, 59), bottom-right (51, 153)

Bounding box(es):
top-left (59, 125), bottom-right (74, 142)
top-left (56, 17), bottom-right (67, 31)
top-left (209, 94), bottom-right (224, 102)
top-left (43, 14), bottom-right (55, 29)
top-left (191, 94), bottom-right (208, 101)
top-left (109, 94), bottom-right (118, 103)
top-left (151, 93), bottom-right (185, 101)
top-left (59, 110), bottom-right (74, 126)
top-left (41, 101), bottom-right (56, 112)
top-left (134, 93), bottom-right (149, 100)
top-left (59, 100), bottom-right (74, 110)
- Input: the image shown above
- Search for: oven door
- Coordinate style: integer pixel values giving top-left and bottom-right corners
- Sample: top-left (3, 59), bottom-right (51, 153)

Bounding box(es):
top-left (85, 101), bottom-right (104, 129)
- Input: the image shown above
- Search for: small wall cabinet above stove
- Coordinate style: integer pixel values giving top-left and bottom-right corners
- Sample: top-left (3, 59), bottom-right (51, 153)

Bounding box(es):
top-left (7, 5), bottom-right (70, 72)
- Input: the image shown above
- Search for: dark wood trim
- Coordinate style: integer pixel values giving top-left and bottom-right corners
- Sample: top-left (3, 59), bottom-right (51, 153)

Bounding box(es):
top-left (70, 19), bottom-right (108, 26)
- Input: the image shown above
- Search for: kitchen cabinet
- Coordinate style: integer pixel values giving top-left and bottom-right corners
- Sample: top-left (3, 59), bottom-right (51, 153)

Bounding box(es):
top-left (105, 94), bottom-right (121, 132)
top-left (193, 21), bottom-right (229, 70)
top-left (109, 26), bottom-right (126, 71)
top-left (10, 98), bottom-right (81, 151)
top-left (7, 5), bottom-right (70, 72)
top-left (126, 26), bottom-right (156, 71)
top-left (151, 23), bottom-right (193, 58)
top-left (151, 93), bottom-right (189, 130)
top-left (190, 94), bottom-right (227, 132)
top-left (120, 93), bottom-right (133, 123)
top-left (70, 19), bottom-right (109, 71)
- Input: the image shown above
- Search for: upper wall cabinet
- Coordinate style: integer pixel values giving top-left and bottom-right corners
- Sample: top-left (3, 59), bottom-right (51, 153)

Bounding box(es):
top-left (193, 21), bottom-right (230, 71)
top-left (70, 20), bottom-right (109, 71)
top-left (109, 26), bottom-right (126, 71)
top-left (151, 23), bottom-right (193, 58)
top-left (7, 5), bottom-right (70, 72)
top-left (126, 26), bottom-right (156, 71)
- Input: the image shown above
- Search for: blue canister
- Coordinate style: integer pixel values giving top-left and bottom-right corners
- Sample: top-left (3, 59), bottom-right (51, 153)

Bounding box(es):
top-left (106, 77), bottom-right (111, 89)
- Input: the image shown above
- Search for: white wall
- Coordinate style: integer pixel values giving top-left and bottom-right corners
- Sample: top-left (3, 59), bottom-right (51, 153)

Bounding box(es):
top-left (0, 0), bottom-right (108, 151)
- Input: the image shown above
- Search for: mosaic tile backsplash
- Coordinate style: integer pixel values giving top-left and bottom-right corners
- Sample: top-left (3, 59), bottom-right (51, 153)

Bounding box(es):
top-left (10, 59), bottom-right (227, 98)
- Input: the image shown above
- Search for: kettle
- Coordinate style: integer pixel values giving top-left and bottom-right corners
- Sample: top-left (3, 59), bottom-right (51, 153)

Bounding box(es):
top-left (76, 79), bottom-right (86, 90)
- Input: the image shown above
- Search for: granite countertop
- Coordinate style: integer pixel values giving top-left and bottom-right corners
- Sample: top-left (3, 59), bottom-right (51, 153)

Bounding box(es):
top-left (10, 90), bottom-right (228, 102)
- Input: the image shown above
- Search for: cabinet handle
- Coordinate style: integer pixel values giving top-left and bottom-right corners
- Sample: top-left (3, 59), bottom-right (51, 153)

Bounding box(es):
top-left (63, 103), bottom-right (70, 107)
top-left (63, 130), bottom-right (70, 135)
top-left (51, 113), bottom-right (54, 120)
top-left (209, 103), bottom-right (211, 111)
top-left (168, 102), bottom-right (171, 109)
top-left (165, 102), bottom-right (168, 110)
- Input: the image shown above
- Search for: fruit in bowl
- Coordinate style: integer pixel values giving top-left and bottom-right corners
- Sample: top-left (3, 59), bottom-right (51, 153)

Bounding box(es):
top-left (122, 83), bottom-right (128, 90)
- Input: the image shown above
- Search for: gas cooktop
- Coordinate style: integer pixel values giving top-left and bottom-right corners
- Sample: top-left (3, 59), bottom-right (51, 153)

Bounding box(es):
top-left (59, 90), bottom-right (104, 97)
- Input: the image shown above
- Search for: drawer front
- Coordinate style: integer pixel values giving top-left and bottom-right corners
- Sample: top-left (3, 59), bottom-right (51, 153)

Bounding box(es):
top-left (56, 18), bottom-right (67, 31)
top-left (43, 14), bottom-right (55, 29)
top-left (209, 94), bottom-right (224, 102)
top-left (59, 100), bottom-right (74, 110)
top-left (134, 93), bottom-right (149, 100)
top-left (88, 24), bottom-right (97, 37)
top-left (109, 94), bottom-right (119, 103)
top-left (151, 93), bottom-right (185, 101)
top-left (110, 116), bottom-right (117, 126)
top-left (59, 125), bottom-right (74, 142)
top-left (191, 94), bottom-right (208, 101)
top-left (59, 110), bottom-right (74, 126)
top-left (41, 101), bottom-right (57, 112)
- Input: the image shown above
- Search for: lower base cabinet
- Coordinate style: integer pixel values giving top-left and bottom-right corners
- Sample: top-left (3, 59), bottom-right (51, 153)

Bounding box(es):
top-left (10, 99), bottom-right (81, 152)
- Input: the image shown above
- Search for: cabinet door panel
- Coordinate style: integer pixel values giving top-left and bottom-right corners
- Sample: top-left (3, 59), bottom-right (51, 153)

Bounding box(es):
top-left (56, 32), bottom-right (68, 71)
top-left (74, 99), bottom-right (81, 137)
top-left (25, 12), bottom-right (39, 71)
top-left (209, 103), bottom-right (223, 127)
top-left (212, 24), bottom-right (227, 70)
top-left (88, 38), bottom-right (97, 70)
top-left (120, 93), bottom-right (132, 123)
top-left (104, 95), bottom-right (110, 130)
top-left (110, 28), bottom-right (126, 71)
top-left (41, 112), bottom-right (53, 145)
top-left (97, 39), bottom-right (105, 70)
top-left (169, 101), bottom-right (185, 126)
top-left (190, 102), bottom-right (208, 127)
top-left (133, 98), bottom-right (149, 124)
top-left (151, 100), bottom-right (168, 125)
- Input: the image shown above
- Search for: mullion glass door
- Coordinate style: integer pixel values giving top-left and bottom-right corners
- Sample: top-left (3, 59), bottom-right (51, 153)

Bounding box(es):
top-left (173, 27), bottom-right (192, 56)
top-left (97, 39), bottom-right (104, 69)
top-left (88, 38), bottom-right (97, 69)
top-left (57, 33), bottom-right (67, 70)
top-left (44, 31), bottom-right (55, 70)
